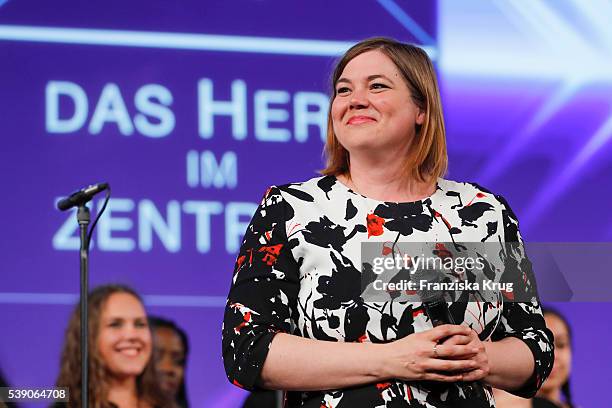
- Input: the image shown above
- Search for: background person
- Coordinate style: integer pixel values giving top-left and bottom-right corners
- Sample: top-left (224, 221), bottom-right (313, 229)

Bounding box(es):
top-left (494, 306), bottom-right (575, 408)
top-left (148, 316), bottom-right (190, 408)
top-left (536, 307), bottom-right (575, 408)
top-left (55, 284), bottom-right (173, 408)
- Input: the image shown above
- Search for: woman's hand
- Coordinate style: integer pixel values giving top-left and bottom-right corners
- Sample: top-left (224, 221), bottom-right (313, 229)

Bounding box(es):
top-left (442, 327), bottom-right (490, 382)
top-left (382, 324), bottom-right (481, 382)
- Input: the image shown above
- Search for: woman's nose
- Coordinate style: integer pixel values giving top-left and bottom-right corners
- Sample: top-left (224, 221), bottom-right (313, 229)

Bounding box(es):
top-left (159, 356), bottom-right (177, 376)
top-left (123, 324), bottom-right (142, 339)
top-left (122, 328), bottom-right (137, 340)
top-left (349, 88), bottom-right (369, 109)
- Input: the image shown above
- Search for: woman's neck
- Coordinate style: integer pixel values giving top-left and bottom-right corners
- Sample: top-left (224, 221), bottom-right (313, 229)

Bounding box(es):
top-left (340, 158), bottom-right (435, 203)
top-left (107, 376), bottom-right (140, 408)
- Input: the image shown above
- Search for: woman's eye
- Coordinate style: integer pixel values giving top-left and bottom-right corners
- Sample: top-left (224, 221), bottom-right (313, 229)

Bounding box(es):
top-left (135, 320), bottom-right (148, 328)
top-left (109, 321), bottom-right (122, 328)
top-left (371, 83), bottom-right (388, 90)
top-left (336, 87), bottom-right (350, 95)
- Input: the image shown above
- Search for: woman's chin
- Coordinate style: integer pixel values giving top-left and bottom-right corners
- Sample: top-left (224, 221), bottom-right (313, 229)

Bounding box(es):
top-left (108, 363), bottom-right (147, 379)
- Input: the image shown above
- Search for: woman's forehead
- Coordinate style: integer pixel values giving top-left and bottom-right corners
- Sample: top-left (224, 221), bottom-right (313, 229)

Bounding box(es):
top-left (155, 327), bottom-right (184, 349)
top-left (102, 292), bottom-right (146, 317)
top-left (340, 50), bottom-right (400, 79)
top-left (544, 314), bottom-right (569, 336)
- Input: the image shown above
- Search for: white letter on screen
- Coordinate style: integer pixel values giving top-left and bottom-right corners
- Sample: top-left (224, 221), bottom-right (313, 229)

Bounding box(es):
top-left (46, 81), bottom-right (88, 133)
top-left (294, 92), bottom-right (328, 142)
top-left (134, 84), bottom-right (175, 138)
top-left (183, 200), bottom-right (223, 253)
top-left (225, 202), bottom-right (257, 253)
top-left (198, 78), bottom-right (247, 140)
top-left (138, 200), bottom-right (181, 252)
top-left (52, 206), bottom-right (80, 250)
top-left (200, 150), bottom-right (238, 189)
top-left (254, 90), bottom-right (291, 142)
top-left (186, 150), bottom-right (200, 188)
top-left (97, 198), bottom-right (135, 251)
top-left (88, 83), bottom-right (134, 136)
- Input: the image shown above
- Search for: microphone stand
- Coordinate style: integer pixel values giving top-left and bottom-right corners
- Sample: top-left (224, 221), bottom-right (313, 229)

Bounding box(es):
top-left (77, 205), bottom-right (90, 408)
top-left (57, 182), bottom-right (109, 408)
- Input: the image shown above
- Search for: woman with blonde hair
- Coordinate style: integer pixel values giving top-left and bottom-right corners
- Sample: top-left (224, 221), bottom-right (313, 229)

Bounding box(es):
top-left (222, 37), bottom-right (554, 407)
top-left (56, 284), bottom-right (173, 408)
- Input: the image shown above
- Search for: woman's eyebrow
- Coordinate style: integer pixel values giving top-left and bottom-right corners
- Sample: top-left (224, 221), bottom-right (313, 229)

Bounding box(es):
top-left (367, 74), bottom-right (393, 83)
top-left (105, 315), bottom-right (146, 321)
top-left (336, 74), bottom-right (394, 85)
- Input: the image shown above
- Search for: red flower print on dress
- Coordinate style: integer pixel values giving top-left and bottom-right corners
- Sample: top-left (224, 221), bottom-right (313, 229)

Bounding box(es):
top-left (367, 213), bottom-right (385, 237)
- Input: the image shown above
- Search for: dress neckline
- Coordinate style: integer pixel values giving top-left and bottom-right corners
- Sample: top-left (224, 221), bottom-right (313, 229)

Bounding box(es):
top-left (330, 175), bottom-right (443, 205)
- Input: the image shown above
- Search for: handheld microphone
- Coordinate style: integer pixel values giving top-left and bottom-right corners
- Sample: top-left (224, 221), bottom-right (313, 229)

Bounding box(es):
top-left (413, 267), bottom-right (486, 400)
top-left (57, 182), bottom-right (109, 211)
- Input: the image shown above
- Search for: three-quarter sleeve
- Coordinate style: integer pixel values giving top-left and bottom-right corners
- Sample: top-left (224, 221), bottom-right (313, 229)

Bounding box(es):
top-left (490, 195), bottom-right (555, 398)
top-left (222, 186), bottom-right (300, 390)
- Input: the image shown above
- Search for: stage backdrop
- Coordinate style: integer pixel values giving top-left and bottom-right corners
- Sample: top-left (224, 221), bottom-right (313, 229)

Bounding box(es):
top-left (1, 1), bottom-right (610, 407)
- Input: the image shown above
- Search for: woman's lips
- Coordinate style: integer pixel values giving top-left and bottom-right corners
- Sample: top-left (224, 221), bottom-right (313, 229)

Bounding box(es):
top-left (347, 116), bottom-right (376, 125)
top-left (116, 346), bottom-right (141, 357)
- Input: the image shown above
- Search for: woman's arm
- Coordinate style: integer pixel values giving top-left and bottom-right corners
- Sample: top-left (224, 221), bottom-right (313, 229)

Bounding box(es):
top-left (259, 325), bottom-right (478, 391)
top-left (258, 333), bottom-right (384, 390)
top-left (484, 337), bottom-right (533, 390)
top-left (466, 194), bottom-right (555, 397)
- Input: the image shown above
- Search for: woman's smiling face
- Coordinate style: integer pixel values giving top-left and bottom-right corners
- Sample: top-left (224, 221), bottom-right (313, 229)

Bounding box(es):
top-left (331, 49), bottom-right (424, 156)
top-left (97, 292), bottom-right (152, 379)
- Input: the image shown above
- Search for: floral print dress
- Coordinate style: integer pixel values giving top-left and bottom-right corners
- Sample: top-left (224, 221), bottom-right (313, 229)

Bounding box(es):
top-left (222, 176), bottom-right (554, 408)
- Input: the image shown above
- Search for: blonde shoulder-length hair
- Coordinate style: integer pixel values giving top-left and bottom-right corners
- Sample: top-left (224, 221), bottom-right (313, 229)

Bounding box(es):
top-left (321, 37), bottom-right (447, 183)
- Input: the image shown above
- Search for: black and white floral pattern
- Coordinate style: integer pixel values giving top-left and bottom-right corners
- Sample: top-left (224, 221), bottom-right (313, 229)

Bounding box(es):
top-left (222, 176), bottom-right (554, 408)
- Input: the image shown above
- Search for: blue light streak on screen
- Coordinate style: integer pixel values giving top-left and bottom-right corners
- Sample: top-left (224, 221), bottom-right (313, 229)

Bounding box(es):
top-left (439, 0), bottom-right (612, 235)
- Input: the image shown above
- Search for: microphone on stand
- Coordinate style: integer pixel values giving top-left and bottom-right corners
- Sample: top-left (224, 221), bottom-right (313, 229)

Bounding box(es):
top-left (413, 267), bottom-right (486, 400)
top-left (57, 182), bottom-right (109, 211)
top-left (56, 181), bottom-right (111, 408)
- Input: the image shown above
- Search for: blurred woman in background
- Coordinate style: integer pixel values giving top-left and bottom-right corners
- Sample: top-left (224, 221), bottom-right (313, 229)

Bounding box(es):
top-left (149, 316), bottom-right (190, 408)
top-left (55, 284), bottom-right (173, 408)
top-left (494, 306), bottom-right (576, 408)
top-left (536, 307), bottom-right (575, 408)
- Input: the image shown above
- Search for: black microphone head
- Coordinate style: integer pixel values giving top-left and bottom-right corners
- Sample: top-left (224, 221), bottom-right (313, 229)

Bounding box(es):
top-left (57, 196), bottom-right (74, 211)
top-left (57, 182), bottom-right (110, 211)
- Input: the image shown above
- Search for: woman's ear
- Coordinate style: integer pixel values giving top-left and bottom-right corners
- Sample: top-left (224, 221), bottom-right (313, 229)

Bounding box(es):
top-left (416, 110), bottom-right (425, 125)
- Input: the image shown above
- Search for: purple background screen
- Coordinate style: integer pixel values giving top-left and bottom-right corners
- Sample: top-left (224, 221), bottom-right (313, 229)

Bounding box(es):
top-left (0, 1), bottom-right (610, 406)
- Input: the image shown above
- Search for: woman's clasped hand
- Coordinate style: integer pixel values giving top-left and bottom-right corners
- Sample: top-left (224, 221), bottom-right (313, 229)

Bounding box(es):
top-left (383, 324), bottom-right (489, 383)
